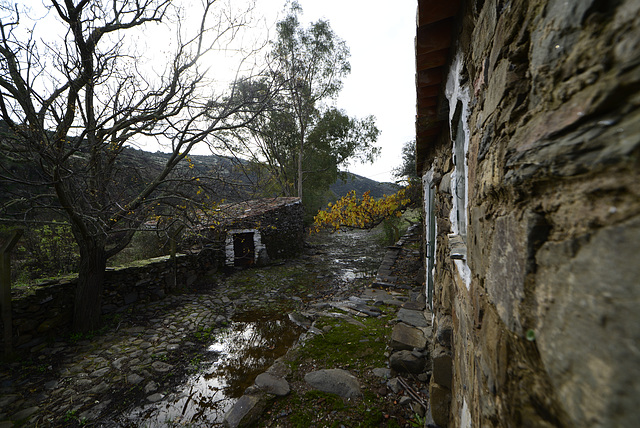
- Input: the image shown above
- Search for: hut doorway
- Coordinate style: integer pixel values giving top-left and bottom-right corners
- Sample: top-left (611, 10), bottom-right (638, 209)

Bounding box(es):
top-left (233, 232), bottom-right (255, 267)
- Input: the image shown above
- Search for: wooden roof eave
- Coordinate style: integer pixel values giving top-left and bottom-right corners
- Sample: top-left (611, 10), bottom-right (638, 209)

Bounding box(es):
top-left (415, 0), bottom-right (461, 175)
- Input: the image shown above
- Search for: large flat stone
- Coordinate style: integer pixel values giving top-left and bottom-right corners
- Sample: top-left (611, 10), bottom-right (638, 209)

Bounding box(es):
top-left (304, 369), bottom-right (361, 399)
top-left (402, 301), bottom-right (426, 311)
top-left (223, 393), bottom-right (270, 428)
top-left (396, 308), bottom-right (429, 328)
top-left (390, 322), bottom-right (427, 351)
top-left (254, 373), bottom-right (290, 396)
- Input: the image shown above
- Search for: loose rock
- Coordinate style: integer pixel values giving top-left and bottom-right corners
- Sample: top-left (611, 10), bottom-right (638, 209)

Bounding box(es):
top-left (304, 369), bottom-right (361, 399)
top-left (390, 350), bottom-right (427, 374)
top-left (254, 373), bottom-right (290, 396)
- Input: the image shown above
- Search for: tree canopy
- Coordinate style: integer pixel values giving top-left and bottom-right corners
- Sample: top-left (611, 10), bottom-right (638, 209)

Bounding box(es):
top-left (235, 2), bottom-right (380, 211)
top-left (393, 140), bottom-right (419, 182)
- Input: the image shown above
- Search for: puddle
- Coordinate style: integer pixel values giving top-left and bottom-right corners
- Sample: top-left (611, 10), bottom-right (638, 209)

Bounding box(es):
top-left (117, 229), bottom-right (384, 427)
top-left (119, 312), bottom-right (301, 427)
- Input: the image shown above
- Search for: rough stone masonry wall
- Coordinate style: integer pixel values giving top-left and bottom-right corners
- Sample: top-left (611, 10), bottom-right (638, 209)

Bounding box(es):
top-left (425, 1), bottom-right (640, 427)
top-left (0, 248), bottom-right (220, 353)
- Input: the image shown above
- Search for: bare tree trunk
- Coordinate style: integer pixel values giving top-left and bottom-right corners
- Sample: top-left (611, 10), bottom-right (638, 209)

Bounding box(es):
top-left (297, 149), bottom-right (303, 199)
top-left (73, 244), bottom-right (107, 333)
top-left (297, 125), bottom-right (305, 199)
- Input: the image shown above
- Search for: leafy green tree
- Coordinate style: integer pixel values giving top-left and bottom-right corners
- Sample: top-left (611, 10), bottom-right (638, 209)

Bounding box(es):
top-left (258, 2), bottom-right (380, 200)
top-left (0, 0), bottom-right (266, 332)
top-left (393, 140), bottom-right (419, 182)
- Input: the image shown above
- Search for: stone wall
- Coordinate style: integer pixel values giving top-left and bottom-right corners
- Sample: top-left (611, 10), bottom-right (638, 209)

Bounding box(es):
top-left (1, 248), bottom-right (221, 353)
top-left (419, 0), bottom-right (640, 426)
top-left (1, 199), bottom-right (304, 353)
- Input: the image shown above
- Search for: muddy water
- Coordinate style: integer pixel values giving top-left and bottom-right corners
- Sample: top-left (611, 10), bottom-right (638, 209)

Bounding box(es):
top-left (119, 312), bottom-right (301, 427)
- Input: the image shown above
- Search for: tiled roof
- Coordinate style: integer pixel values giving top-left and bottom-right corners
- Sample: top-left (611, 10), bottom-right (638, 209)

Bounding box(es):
top-left (214, 197), bottom-right (301, 222)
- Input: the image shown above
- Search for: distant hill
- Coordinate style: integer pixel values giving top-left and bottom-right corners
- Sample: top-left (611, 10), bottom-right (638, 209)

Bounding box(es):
top-left (0, 129), bottom-right (400, 212)
top-left (330, 172), bottom-right (400, 199)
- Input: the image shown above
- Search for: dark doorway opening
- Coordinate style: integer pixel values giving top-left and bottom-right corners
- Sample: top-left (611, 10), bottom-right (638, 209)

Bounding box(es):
top-left (233, 232), bottom-right (255, 267)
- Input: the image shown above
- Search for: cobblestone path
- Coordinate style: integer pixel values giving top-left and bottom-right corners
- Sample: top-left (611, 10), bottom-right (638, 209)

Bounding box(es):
top-left (0, 228), bottom-right (393, 427)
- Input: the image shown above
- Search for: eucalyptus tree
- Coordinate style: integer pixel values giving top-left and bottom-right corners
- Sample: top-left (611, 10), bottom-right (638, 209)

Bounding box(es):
top-left (0, 0), bottom-right (267, 331)
top-left (393, 140), bottom-right (419, 181)
top-left (264, 2), bottom-right (380, 199)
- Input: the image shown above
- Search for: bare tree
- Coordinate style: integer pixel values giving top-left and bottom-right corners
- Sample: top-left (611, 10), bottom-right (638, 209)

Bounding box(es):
top-left (0, 0), bottom-right (268, 331)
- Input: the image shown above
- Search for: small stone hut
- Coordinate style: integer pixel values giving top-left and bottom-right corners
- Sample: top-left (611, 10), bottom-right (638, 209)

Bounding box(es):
top-left (206, 197), bottom-right (304, 268)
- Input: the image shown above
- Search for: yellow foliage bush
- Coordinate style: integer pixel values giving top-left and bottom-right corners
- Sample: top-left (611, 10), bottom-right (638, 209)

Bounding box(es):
top-left (312, 187), bottom-right (412, 232)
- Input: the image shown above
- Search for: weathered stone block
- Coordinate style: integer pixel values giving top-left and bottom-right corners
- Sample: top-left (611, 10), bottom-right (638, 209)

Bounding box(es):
top-left (485, 213), bottom-right (526, 333)
top-left (535, 216), bottom-right (640, 427)
top-left (390, 350), bottom-right (427, 374)
top-left (429, 380), bottom-right (451, 428)
top-left (435, 315), bottom-right (453, 348)
top-left (483, 59), bottom-right (509, 119)
top-left (390, 322), bottom-right (427, 351)
top-left (432, 345), bottom-right (453, 390)
top-left (223, 392), bottom-right (272, 428)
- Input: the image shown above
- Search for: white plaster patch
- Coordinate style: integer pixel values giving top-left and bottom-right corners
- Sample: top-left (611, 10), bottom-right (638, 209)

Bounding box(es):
top-left (445, 51), bottom-right (472, 290)
top-left (461, 397), bottom-right (472, 428)
top-left (423, 168), bottom-right (438, 310)
top-left (455, 259), bottom-right (472, 290)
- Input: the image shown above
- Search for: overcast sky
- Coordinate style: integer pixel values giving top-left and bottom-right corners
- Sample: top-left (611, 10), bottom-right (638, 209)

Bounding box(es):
top-left (263, 0), bottom-right (418, 183)
top-left (21, 0), bottom-right (417, 183)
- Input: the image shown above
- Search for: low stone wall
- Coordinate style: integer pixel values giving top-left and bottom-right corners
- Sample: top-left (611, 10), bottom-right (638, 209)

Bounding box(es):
top-left (1, 247), bottom-right (222, 353)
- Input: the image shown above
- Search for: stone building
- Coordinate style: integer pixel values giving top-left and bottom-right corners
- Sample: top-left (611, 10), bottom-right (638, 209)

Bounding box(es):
top-left (414, 0), bottom-right (640, 426)
top-left (208, 197), bottom-right (304, 268)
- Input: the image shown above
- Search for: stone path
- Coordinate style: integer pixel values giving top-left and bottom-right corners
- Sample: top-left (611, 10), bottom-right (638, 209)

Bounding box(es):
top-left (0, 225), bottom-right (431, 427)
top-left (0, 290), bottom-right (240, 426)
top-left (223, 224), bottom-right (436, 427)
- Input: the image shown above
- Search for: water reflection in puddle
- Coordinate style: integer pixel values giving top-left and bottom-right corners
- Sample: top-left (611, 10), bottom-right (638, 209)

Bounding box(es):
top-left (120, 312), bottom-right (301, 427)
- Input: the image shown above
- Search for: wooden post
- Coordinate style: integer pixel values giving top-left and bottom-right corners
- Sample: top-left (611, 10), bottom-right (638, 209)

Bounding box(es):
top-left (1, 229), bottom-right (23, 358)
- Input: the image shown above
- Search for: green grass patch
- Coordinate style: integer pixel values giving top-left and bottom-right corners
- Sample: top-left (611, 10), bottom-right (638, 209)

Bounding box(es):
top-left (259, 307), bottom-right (400, 426)
top-left (296, 309), bottom-right (393, 369)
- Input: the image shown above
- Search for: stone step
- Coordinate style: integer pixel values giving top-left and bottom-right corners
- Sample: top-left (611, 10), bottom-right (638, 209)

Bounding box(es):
top-left (396, 308), bottom-right (430, 328)
top-left (390, 322), bottom-right (428, 351)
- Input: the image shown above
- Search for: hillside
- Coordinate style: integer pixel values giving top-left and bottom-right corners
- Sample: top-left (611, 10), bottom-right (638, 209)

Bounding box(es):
top-left (123, 150), bottom-right (400, 202)
top-left (0, 134), bottom-right (400, 215)
top-left (330, 172), bottom-right (400, 199)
